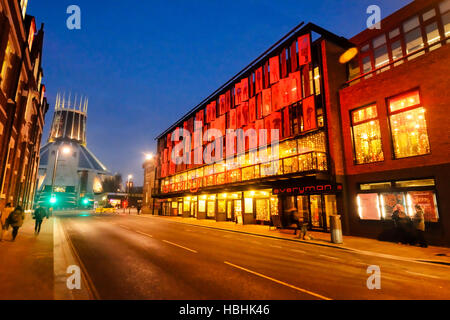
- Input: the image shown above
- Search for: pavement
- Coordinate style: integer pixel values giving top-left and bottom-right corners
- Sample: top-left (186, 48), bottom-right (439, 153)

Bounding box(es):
top-left (0, 213), bottom-right (53, 300)
top-left (1, 210), bottom-right (449, 300)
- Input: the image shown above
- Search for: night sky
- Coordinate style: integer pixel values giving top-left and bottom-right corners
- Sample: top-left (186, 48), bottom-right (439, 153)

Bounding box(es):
top-left (28, 0), bottom-right (411, 185)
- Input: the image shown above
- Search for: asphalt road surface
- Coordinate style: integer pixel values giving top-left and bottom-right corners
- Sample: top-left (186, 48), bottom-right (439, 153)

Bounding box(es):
top-left (56, 210), bottom-right (450, 300)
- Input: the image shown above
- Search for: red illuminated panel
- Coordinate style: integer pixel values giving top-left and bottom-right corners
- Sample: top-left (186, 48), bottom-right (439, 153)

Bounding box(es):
top-left (280, 77), bottom-right (290, 108)
top-left (288, 73), bottom-right (300, 104)
top-left (270, 112), bottom-right (282, 143)
top-left (235, 82), bottom-right (242, 106)
top-left (281, 49), bottom-right (287, 78)
top-left (269, 56), bottom-right (280, 84)
top-left (249, 96), bottom-right (256, 123)
top-left (302, 95), bottom-right (316, 131)
top-left (388, 90), bottom-right (420, 113)
top-left (262, 88), bottom-right (272, 117)
top-left (271, 82), bottom-right (282, 111)
top-left (283, 107), bottom-right (290, 138)
top-left (256, 93), bottom-right (262, 119)
top-left (255, 67), bottom-right (263, 94)
top-left (256, 118), bottom-right (266, 145)
top-left (229, 108), bottom-right (237, 129)
top-left (298, 33), bottom-right (311, 66)
top-left (242, 101), bottom-right (249, 126)
top-left (225, 91), bottom-right (231, 112)
top-left (241, 78), bottom-right (249, 102)
top-left (290, 41), bottom-right (298, 72)
top-left (219, 94), bottom-right (226, 115)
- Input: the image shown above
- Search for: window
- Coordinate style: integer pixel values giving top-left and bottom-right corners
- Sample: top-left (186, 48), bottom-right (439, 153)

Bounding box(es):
top-left (373, 34), bottom-right (389, 72)
top-left (357, 193), bottom-right (381, 220)
top-left (425, 22), bottom-right (441, 50)
top-left (390, 40), bottom-right (404, 66)
top-left (395, 179), bottom-right (435, 188)
top-left (403, 15), bottom-right (425, 60)
top-left (362, 55), bottom-right (372, 78)
top-left (360, 182), bottom-right (392, 190)
top-left (351, 105), bottom-right (384, 164)
top-left (388, 90), bottom-right (430, 158)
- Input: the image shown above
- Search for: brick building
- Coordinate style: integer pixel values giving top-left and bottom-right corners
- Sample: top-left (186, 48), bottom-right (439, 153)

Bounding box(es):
top-left (339, 0), bottom-right (450, 245)
top-left (0, 0), bottom-right (48, 210)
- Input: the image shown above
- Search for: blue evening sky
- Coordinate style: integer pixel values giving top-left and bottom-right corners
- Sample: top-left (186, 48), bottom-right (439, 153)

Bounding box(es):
top-left (28, 0), bottom-right (411, 185)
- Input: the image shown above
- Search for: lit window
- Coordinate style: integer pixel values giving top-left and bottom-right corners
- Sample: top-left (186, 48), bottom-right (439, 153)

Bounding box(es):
top-left (422, 8), bottom-right (436, 21)
top-left (391, 40), bottom-right (404, 66)
top-left (372, 34), bottom-right (389, 72)
top-left (395, 179), bottom-right (435, 188)
top-left (357, 193), bottom-right (381, 220)
top-left (351, 105), bottom-right (384, 164)
top-left (362, 55), bottom-right (372, 79)
top-left (388, 90), bottom-right (430, 158)
top-left (442, 11), bottom-right (450, 42)
top-left (360, 182), bottom-right (392, 190)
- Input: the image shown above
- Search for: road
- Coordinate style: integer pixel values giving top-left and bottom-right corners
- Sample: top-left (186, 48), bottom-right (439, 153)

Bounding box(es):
top-left (56, 210), bottom-right (450, 300)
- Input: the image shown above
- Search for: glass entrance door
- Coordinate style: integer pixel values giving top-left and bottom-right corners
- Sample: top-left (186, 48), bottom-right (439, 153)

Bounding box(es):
top-left (309, 195), bottom-right (322, 228)
top-left (226, 200), bottom-right (233, 221)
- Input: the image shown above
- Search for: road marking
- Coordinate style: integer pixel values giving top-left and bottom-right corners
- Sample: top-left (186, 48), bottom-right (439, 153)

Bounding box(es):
top-left (290, 249), bottom-right (306, 254)
top-left (224, 261), bottom-right (331, 300)
top-left (135, 230), bottom-right (153, 238)
top-left (162, 240), bottom-right (198, 253)
top-left (118, 224), bottom-right (131, 230)
top-left (405, 271), bottom-right (442, 279)
top-left (269, 244), bottom-right (282, 249)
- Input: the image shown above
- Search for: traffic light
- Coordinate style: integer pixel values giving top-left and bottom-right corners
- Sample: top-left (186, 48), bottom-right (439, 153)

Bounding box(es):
top-left (82, 198), bottom-right (89, 205)
top-left (49, 195), bottom-right (57, 204)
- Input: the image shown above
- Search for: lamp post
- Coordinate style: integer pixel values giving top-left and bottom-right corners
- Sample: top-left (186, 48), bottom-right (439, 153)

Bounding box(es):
top-left (126, 174), bottom-right (133, 214)
top-left (50, 144), bottom-right (71, 210)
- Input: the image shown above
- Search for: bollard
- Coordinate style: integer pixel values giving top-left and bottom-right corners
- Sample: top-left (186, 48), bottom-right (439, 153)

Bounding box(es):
top-left (329, 215), bottom-right (343, 244)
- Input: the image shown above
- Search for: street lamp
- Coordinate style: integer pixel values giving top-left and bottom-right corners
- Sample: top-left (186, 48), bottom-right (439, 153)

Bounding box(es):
top-left (126, 174), bottom-right (133, 214)
top-left (145, 153), bottom-right (153, 161)
top-left (50, 143), bottom-right (72, 209)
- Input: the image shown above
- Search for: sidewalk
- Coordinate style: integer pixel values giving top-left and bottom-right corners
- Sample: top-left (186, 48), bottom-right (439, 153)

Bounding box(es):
top-left (0, 214), bottom-right (54, 299)
top-left (135, 214), bottom-right (450, 266)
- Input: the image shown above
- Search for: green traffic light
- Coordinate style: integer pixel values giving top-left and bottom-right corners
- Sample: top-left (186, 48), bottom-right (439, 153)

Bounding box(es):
top-left (50, 195), bottom-right (57, 204)
top-left (82, 198), bottom-right (89, 205)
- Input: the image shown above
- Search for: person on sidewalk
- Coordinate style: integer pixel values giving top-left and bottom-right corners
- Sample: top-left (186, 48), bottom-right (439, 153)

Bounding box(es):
top-left (32, 205), bottom-right (48, 235)
top-left (7, 206), bottom-right (25, 241)
top-left (413, 204), bottom-right (428, 248)
top-left (0, 203), bottom-right (14, 241)
top-left (137, 204), bottom-right (142, 215)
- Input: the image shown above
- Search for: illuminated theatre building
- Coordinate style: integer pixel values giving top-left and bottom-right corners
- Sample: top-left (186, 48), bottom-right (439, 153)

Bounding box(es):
top-left (35, 94), bottom-right (111, 208)
top-left (153, 22), bottom-right (352, 231)
top-left (153, 0), bottom-right (450, 244)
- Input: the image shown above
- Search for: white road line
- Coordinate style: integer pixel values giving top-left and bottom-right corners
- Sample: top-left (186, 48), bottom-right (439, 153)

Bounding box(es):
top-left (162, 240), bottom-right (198, 253)
top-left (118, 224), bottom-right (131, 230)
top-left (135, 230), bottom-right (153, 238)
top-left (224, 261), bottom-right (331, 300)
top-left (269, 244), bottom-right (282, 249)
top-left (405, 271), bottom-right (443, 279)
top-left (290, 249), bottom-right (306, 254)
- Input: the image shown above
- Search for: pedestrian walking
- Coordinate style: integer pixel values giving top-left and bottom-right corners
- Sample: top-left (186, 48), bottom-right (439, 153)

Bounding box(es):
top-left (137, 204), bottom-right (142, 215)
top-left (0, 203), bottom-right (14, 241)
top-left (33, 205), bottom-right (48, 235)
top-left (7, 206), bottom-right (25, 241)
top-left (413, 204), bottom-right (428, 248)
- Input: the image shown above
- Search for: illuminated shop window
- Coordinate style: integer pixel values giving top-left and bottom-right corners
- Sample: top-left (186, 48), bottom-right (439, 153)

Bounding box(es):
top-left (395, 179), bottom-right (435, 188)
top-left (388, 90), bottom-right (430, 158)
top-left (351, 104), bottom-right (384, 164)
top-left (357, 193), bottom-right (381, 220)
